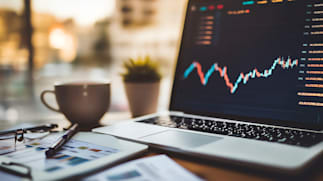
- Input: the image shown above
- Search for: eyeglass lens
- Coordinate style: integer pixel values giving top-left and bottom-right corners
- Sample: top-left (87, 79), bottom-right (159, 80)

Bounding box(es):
top-left (0, 133), bottom-right (16, 155)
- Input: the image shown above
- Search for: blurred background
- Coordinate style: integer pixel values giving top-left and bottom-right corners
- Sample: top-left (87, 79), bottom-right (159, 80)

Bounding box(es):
top-left (0, 0), bottom-right (186, 127)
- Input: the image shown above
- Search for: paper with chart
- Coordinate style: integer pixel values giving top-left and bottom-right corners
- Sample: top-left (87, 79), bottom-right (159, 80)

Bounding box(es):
top-left (4, 133), bottom-right (120, 173)
top-left (83, 155), bottom-right (203, 181)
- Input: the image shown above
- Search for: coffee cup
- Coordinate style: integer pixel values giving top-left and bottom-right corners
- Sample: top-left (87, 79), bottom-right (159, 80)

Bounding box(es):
top-left (40, 81), bottom-right (110, 128)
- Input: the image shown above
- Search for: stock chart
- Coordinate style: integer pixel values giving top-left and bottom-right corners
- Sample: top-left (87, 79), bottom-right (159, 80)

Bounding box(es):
top-left (171, 0), bottom-right (323, 127)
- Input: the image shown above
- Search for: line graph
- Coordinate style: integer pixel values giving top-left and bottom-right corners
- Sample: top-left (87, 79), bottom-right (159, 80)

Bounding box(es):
top-left (183, 57), bottom-right (298, 94)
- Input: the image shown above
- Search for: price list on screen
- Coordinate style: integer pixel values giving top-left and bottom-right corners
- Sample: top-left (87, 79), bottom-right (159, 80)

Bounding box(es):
top-left (298, 2), bottom-right (323, 107)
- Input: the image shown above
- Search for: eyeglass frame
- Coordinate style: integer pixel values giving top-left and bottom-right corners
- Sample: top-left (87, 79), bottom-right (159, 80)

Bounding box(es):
top-left (0, 124), bottom-right (58, 149)
top-left (0, 161), bottom-right (32, 179)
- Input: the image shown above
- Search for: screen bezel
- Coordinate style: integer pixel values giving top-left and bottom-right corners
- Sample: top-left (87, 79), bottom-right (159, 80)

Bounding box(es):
top-left (169, 0), bottom-right (323, 131)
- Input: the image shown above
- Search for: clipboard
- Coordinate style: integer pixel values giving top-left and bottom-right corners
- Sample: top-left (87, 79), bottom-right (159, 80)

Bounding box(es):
top-left (0, 132), bottom-right (148, 180)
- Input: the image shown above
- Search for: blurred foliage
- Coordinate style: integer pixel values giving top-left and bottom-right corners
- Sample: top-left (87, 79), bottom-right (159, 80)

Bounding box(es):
top-left (121, 56), bottom-right (161, 82)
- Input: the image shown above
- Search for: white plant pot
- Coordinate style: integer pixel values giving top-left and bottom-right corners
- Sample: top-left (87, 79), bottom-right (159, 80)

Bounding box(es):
top-left (124, 81), bottom-right (160, 117)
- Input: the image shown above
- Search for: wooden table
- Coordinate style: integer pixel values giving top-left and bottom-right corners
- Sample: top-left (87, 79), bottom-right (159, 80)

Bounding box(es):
top-left (105, 114), bottom-right (323, 181)
top-left (100, 113), bottom-right (323, 181)
top-left (141, 151), bottom-right (323, 181)
top-left (3, 113), bottom-right (322, 181)
top-left (72, 147), bottom-right (323, 181)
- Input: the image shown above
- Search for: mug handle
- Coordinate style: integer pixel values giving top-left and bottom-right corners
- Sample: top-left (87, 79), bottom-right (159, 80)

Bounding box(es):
top-left (40, 90), bottom-right (61, 113)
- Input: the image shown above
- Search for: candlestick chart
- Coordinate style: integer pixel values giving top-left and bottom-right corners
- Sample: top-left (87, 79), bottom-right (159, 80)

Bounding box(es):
top-left (183, 57), bottom-right (299, 94)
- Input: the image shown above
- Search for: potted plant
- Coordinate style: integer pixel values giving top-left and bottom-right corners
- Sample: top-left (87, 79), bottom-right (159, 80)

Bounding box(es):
top-left (121, 56), bottom-right (162, 117)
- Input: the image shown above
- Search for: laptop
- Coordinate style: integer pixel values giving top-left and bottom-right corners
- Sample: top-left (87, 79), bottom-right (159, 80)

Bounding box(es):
top-left (94, 0), bottom-right (323, 173)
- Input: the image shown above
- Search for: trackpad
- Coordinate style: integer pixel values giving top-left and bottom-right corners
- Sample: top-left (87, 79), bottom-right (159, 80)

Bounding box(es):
top-left (141, 130), bottom-right (222, 148)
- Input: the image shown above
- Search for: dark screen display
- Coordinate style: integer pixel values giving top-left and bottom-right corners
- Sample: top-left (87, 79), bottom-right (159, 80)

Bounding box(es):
top-left (170, 0), bottom-right (323, 129)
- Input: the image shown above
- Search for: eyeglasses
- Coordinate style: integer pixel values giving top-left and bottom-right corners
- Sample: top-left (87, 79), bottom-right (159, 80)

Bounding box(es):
top-left (0, 161), bottom-right (32, 179)
top-left (0, 124), bottom-right (58, 155)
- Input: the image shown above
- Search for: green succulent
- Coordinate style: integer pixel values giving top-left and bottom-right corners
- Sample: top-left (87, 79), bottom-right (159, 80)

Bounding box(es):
top-left (121, 56), bottom-right (161, 82)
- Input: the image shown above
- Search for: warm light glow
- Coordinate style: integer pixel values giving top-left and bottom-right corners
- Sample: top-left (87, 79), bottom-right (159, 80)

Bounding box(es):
top-left (0, 0), bottom-right (115, 25)
top-left (0, 0), bottom-right (23, 12)
top-left (33, 0), bottom-right (116, 26)
top-left (49, 28), bottom-right (77, 62)
top-left (49, 28), bottom-right (66, 49)
top-left (59, 35), bottom-right (77, 62)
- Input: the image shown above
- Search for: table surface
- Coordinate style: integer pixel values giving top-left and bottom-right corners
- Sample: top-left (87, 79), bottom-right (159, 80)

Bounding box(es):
top-left (85, 113), bottom-right (323, 181)
top-left (144, 151), bottom-right (323, 181)
top-left (2, 112), bottom-right (323, 181)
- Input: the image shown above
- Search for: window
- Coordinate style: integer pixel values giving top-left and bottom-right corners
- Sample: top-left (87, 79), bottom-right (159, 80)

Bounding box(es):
top-left (0, 0), bottom-right (185, 126)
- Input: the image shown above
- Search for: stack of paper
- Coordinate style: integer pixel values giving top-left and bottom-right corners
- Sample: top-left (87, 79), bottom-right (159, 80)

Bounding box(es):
top-left (84, 155), bottom-right (203, 181)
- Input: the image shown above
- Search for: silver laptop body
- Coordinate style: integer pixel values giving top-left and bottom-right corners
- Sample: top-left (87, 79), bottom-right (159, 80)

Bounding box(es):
top-left (94, 0), bottom-right (323, 173)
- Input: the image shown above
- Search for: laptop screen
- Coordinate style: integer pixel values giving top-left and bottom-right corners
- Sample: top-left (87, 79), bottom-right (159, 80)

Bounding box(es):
top-left (170, 0), bottom-right (323, 130)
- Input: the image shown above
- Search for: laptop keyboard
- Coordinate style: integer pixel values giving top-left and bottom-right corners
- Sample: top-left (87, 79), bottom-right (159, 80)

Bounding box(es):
top-left (139, 116), bottom-right (323, 147)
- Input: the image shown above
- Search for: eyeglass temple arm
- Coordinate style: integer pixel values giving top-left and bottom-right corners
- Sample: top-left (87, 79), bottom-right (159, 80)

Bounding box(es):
top-left (24, 124), bottom-right (59, 132)
top-left (0, 123), bottom-right (59, 136)
top-left (0, 161), bottom-right (32, 179)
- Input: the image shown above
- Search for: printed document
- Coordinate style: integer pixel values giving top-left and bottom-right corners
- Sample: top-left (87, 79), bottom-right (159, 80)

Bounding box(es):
top-left (84, 155), bottom-right (203, 181)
